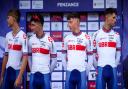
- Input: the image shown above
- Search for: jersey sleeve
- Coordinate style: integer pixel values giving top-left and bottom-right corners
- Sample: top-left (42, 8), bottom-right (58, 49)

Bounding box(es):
top-left (28, 38), bottom-right (32, 56)
top-left (62, 36), bottom-right (68, 70)
top-left (4, 34), bottom-right (9, 56)
top-left (92, 32), bottom-right (98, 53)
top-left (115, 33), bottom-right (121, 65)
top-left (48, 36), bottom-right (57, 72)
top-left (86, 35), bottom-right (93, 55)
top-left (85, 35), bottom-right (93, 75)
top-left (91, 32), bottom-right (98, 68)
top-left (116, 33), bottom-right (121, 51)
top-left (28, 37), bottom-right (32, 71)
top-left (21, 33), bottom-right (28, 56)
top-left (62, 36), bottom-right (68, 54)
top-left (48, 37), bottom-right (57, 58)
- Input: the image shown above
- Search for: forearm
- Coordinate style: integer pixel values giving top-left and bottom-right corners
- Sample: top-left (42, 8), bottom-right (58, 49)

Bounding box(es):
top-left (94, 52), bottom-right (98, 68)
top-left (50, 58), bottom-right (57, 72)
top-left (1, 55), bottom-right (8, 77)
top-left (28, 55), bottom-right (32, 71)
top-left (116, 51), bottom-right (121, 65)
top-left (87, 53), bottom-right (94, 72)
top-left (18, 56), bottom-right (28, 78)
top-left (62, 53), bottom-right (67, 70)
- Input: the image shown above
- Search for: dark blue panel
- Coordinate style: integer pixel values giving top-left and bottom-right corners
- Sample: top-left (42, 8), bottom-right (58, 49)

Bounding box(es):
top-left (19, 0), bottom-right (122, 12)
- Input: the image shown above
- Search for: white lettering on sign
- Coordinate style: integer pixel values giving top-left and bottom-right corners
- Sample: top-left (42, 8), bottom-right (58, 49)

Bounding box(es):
top-left (57, 2), bottom-right (79, 7)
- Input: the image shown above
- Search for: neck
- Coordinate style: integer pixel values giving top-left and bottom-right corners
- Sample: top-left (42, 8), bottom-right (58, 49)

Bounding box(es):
top-left (12, 23), bottom-right (20, 35)
top-left (72, 28), bottom-right (81, 36)
top-left (36, 30), bottom-right (45, 39)
top-left (104, 22), bottom-right (112, 30)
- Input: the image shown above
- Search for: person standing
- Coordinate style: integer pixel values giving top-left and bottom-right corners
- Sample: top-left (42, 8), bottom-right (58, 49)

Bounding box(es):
top-left (62, 13), bottom-right (93, 89)
top-left (0, 9), bottom-right (28, 89)
top-left (92, 8), bottom-right (121, 89)
top-left (28, 13), bottom-right (57, 89)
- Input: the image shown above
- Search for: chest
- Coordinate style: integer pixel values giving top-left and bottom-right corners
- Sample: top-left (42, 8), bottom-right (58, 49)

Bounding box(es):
top-left (97, 33), bottom-right (116, 42)
top-left (96, 33), bottom-right (117, 47)
top-left (8, 36), bottom-right (21, 45)
top-left (67, 37), bottom-right (86, 46)
top-left (31, 39), bottom-right (50, 49)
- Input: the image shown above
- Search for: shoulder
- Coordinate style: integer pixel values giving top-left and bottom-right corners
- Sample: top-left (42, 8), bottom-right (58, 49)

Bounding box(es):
top-left (83, 32), bottom-right (91, 40)
top-left (93, 30), bottom-right (100, 35)
top-left (19, 30), bottom-right (27, 39)
top-left (114, 31), bottom-right (120, 36)
top-left (64, 33), bottom-right (71, 40)
top-left (6, 31), bottom-right (12, 37)
top-left (92, 30), bottom-right (101, 39)
top-left (27, 32), bottom-right (35, 39)
top-left (45, 34), bottom-right (54, 43)
top-left (29, 34), bottom-right (36, 41)
top-left (112, 30), bottom-right (120, 38)
top-left (81, 32), bottom-right (91, 40)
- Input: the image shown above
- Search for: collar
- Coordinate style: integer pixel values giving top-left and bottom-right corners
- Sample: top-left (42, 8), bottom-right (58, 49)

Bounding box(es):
top-left (12, 30), bottom-right (20, 38)
top-left (72, 31), bottom-right (82, 36)
top-left (36, 32), bottom-right (45, 39)
top-left (102, 27), bottom-right (111, 33)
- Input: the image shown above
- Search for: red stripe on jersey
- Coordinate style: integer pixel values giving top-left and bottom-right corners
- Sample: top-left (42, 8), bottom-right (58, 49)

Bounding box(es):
top-left (8, 44), bottom-right (22, 51)
top-left (98, 42), bottom-right (116, 48)
top-left (76, 45), bottom-right (86, 50)
top-left (108, 42), bottom-right (116, 47)
top-left (32, 48), bottom-right (49, 54)
top-left (13, 45), bottom-right (22, 50)
top-left (40, 48), bottom-right (49, 54)
top-left (68, 45), bottom-right (86, 51)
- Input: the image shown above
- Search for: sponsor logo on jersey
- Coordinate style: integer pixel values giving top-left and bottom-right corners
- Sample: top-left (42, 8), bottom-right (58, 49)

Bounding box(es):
top-left (32, 43), bottom-right (38, 45)
top-left (14, 38), bottom-right (18, 43)
top-left (77, 38), bottom-right (83, 44)
top-left (40, 41), bottom-right (46, 47)
top-left (68, 40), bottom-right (74, 42)
top-left (100, 37), bottom-right (106, 40)
top-left (109, 35), bottom-right (114, 41)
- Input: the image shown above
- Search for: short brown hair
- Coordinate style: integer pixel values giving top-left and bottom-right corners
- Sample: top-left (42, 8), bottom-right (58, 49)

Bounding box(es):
top-left (7, 9), bottom-right (21, 23)
top-left (67, 13), bottom-right (80, 20)
top-left (30, 13), bottom-right (44, 26)
top-left (104, 8), bottom-right (117, 16)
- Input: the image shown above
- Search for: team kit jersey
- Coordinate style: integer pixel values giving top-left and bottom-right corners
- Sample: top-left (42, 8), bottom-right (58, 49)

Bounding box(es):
top-left (92, 29), bottom-right (121, 67)
top-left (63, 32), bottom-right (92, 72)
top-left (28, 34), bottom-right (57, 74)
top-left (5, 30), bottom-right (28, 70)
